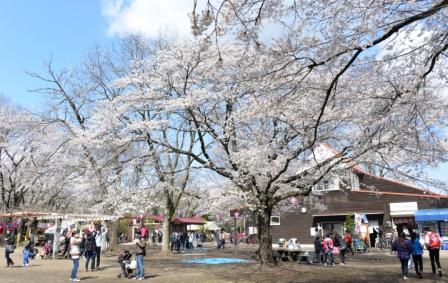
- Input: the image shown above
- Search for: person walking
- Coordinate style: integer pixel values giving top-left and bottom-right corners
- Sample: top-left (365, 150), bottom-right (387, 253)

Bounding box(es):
top-left (334, 232), bottom-right (347, 265)
top-left (344, 230), bottom-right (355, 256)
top-left (5, 230), bottom-right (15, 267)
top-left (411, 231), bottom-right (424, 279)
top-left (69, 231), bottom-right (82, 282)
top-left (134, 236), bottom-right (146, 280)
top-left (424, 227), bottom-right (443, 277)
top-left (392, 232), bottom-right (412, 280)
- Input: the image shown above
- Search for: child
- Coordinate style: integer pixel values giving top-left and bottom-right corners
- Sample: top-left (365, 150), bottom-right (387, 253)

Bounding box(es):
top-left (23, 240), bottom-right (33, 267)
top-left (44, 240), bottom-right (52, 259)
top-left (411, 232), bottom-right (424, 279)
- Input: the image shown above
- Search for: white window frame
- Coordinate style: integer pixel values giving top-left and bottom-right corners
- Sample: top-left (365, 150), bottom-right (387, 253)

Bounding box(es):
top-left (270, 216), bottom-right (281, 226)
top-left (313, 176), bottom-right (340, 192)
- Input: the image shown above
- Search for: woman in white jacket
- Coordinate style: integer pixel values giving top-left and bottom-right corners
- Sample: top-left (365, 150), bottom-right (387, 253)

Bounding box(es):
top-left (69, 231), bottom-right (82, 282)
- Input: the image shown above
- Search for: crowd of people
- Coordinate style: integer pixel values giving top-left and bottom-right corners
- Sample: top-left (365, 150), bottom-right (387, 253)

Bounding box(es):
top-left (313, 231), bottom-right (354, 266)
top-left (170, 231), bottom-right (206, 252)
top-left (391, 227), bottom-right (443, 280)
top-left (3, 221), bottom-right (446, 281)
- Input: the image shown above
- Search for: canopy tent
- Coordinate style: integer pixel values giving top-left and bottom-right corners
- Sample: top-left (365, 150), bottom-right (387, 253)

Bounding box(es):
top-left (205, 221), bottom-right (221, 231)
top-left (415, 209), bottom-right (448, 222)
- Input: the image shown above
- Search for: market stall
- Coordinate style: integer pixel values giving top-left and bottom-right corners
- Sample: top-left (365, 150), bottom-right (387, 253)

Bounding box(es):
top-left (415, 208), bottom-right (448, 249)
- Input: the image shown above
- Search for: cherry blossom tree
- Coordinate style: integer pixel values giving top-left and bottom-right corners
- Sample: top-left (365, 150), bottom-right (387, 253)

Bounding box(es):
top-left (110, 33), bottom-right (447, 263)
top-left (0, 97), bottom-right (76, 213)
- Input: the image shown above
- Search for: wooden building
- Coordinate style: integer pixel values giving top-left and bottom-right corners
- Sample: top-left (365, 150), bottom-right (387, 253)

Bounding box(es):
top-left (231, 167), bottom-right (448, 246)
top-left (269, 168), bottom-right (448, 245)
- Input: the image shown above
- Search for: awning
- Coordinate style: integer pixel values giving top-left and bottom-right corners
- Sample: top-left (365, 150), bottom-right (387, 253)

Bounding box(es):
top-left (415, 209), bottom-right (448, 222)
top-left (205, 221), bottom-right (221, 231)
top-left (312, 211), bottom-right (383, 217)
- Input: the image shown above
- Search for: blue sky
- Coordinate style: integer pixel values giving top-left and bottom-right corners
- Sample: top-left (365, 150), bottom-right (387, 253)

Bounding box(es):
top-left (0, 0), bottom-right (446, 184)
top-left (0, 1), bottom-right (110, 110)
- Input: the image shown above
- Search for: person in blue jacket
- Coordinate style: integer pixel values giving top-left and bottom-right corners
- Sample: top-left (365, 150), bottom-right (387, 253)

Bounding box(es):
top-left (411, 231), bottom-right (424, 279)
top-left (392, 232), bottom-right (412, 280)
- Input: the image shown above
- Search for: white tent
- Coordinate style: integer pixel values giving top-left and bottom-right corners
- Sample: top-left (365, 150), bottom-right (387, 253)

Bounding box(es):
top-left (205, 221), bottom-right (220, 231)
top-left (45, 220), bottom-right (75, 234)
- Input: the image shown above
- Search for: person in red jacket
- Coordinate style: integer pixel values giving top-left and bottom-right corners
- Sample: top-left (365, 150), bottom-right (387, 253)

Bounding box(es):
top-left (323, 233), bottom-right (335, 266)
top-left (344, 231), bottom-right (355, 256)
top-left (424, 227), bottom-right (443, 277)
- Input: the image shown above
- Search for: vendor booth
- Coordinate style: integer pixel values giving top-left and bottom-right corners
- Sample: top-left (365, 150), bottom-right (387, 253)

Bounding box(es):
top-left (415, 208), bottom-right (448, 249)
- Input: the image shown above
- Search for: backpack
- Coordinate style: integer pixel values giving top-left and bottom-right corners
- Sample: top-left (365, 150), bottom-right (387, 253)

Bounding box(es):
top-left (339, 238), bottom-right (347, 250)
top-left (429, 232), bottom-right (441, 249)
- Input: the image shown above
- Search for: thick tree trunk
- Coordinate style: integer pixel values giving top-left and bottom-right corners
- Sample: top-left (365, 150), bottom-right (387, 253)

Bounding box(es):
top-left (109, 220), bottom-right (118, 251)
top-left (161, 194), bottom-right (173, 255)
top-left (256, 207), bottom-right (274, 265)
top-left (52, 218), bottom-right (62, 259)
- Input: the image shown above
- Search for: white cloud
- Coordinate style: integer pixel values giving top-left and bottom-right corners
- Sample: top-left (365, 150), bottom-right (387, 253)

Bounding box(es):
top-left (101, 0), bottom-right (195, 38)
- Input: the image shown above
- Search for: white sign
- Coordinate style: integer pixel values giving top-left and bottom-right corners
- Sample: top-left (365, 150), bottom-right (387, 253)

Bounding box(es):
top-left (390, 202), bottom-right (418, 216)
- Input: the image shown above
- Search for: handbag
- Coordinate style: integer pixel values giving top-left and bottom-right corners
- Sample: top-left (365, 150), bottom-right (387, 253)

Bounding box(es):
top-left (332, 246), bottom-right (340, 254)
top-left (130, 258), bottom-right (137, 269)
top-left (5, 244), bottom-right (15, 253)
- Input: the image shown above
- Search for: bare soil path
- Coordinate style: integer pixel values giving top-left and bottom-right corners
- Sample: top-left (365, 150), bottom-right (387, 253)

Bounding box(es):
top-left (2, 246), bottom-right (448, 283)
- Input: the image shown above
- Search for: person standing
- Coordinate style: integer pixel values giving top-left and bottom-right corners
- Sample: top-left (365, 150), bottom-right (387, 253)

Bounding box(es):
top-left (22, 240), bottom-right (32, 267)
top-left (170, 231), bottom-right (176, 252)
top-left (221, 230), bottom-right (227, 249)
top-left (95, 226), bottom-right (107, 269)
top-left (134, 236), bottom-right (146, 280)
top-left (139, 224), bottom-right (148, 240)
top-left (313, 235), bottom-right (323, 264)
top-left (69, 231), bottom-right (82, 282)
top-left (323, 233), bottom-right (335, 266)
top-left (392, 232), bottom-right (412, 280)
top-left (84, 231), bottom-right (97, 271)
top-left (344, 231), bottom-right (355, 256)
top-left (5, 230), bottom-right (15, 267)
top-left (411, 232), bottom-right (424, 279)
top-left (424, 227), bottom-right (443, 277)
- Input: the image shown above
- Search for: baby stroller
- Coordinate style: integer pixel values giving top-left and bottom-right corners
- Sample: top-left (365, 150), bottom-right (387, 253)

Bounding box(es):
top-left (117, 250), bottom-right (134, 279)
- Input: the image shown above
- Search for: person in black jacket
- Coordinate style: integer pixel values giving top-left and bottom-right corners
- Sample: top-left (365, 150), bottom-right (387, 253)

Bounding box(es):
top-left (314, 235), bottom-right (322, 264)
top-left (134, 236), bottom-right (146, 280)
top-left (5, 230), bottom-right (15, 267)
top-left (84, 231), bottom-right (97, 271)
top-left (334, 232), bottom-right (347, 264)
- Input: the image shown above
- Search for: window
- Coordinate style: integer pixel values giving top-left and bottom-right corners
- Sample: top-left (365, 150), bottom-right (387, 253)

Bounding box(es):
top-left (313, 176), bottom-right (340, 192)
top-left (270, 216), bottom-right (281, 226)
top-left (321, 222), bottom-right (343, 236)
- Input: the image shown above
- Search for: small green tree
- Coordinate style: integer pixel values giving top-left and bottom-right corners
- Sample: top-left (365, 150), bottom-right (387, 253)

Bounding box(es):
top-left (343, 213), bottom-right (355, 233)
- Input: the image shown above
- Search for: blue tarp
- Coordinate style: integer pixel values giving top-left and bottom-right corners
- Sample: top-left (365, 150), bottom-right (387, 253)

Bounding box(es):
top-left (415, 209), bottom-right (448, 221)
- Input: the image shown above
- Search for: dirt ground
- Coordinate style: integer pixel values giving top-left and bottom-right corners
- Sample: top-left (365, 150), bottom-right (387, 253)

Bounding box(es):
top-left (2, 245), bottom-right (448, 283)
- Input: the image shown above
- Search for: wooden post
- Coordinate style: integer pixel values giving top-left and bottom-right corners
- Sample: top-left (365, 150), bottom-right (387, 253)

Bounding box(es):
top-left (16, 218), bottom-right (23, 245)
top-left (52, 218), bottom-right (62, 259)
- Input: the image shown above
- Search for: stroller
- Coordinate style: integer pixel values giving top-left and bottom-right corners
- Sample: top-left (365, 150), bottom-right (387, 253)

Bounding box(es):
top-left (117, 250), bottom-right (134, 279)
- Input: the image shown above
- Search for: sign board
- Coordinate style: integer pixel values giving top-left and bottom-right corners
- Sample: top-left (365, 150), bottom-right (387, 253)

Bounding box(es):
top-left (390, 202), bottom-right (418, 216)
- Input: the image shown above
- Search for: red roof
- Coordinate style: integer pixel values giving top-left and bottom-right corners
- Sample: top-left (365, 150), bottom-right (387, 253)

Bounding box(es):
top-left (150, 215), bottom-right (164, 222)
top-left (149, 215), bottom-right (205, 224)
